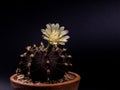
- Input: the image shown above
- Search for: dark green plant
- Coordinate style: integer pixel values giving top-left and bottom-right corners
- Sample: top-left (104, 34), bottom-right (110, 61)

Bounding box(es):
top-left (16, 23), bottom-right (72, 83)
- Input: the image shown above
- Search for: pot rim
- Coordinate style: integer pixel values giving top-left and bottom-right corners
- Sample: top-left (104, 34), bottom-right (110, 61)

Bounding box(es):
top-left (10, 72), bottom-right (80, 87)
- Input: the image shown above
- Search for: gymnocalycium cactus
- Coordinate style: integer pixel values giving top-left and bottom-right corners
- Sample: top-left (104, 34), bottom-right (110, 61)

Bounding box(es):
top-left (16, 23), bottom-right (72, 83)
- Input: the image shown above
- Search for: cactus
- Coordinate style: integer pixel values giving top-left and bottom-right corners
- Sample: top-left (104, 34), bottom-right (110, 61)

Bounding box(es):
top-left (16, 23), bottom-right (72, 83)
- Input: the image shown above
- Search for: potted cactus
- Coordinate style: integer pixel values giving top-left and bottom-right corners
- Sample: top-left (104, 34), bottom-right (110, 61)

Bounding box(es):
top-left (10, 23), bottom-right (80, 90)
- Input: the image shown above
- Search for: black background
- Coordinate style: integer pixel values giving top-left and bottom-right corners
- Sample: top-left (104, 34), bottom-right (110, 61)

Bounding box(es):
top-left (0, 0), bottom-right (120, 90)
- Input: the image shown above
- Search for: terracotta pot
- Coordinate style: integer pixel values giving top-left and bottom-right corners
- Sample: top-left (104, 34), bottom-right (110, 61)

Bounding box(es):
top-left (10, 72), bottom-right (80, 90)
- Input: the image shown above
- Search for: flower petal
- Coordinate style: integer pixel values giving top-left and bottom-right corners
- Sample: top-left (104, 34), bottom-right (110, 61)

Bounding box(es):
top-left (45, 29), bottom-right (51, 35)
top-left (51, 24), bottom-right (56, 30)
top-left (55, 23), bottom-right (60, 29)
top-left (59, 36), bottom-right (70, 41)
top-left (60, 26), bottom-right (64, 31)
top-left (41, 29), bottom-right (49, 37)
top-left (59, 30), bottom-right (69, 38)
top-left (42, 35), bottom-right (49, 40)
top-left (46, 24), bottom-right (51, 30)
top-left (59, 42), bottom-right (65, 45)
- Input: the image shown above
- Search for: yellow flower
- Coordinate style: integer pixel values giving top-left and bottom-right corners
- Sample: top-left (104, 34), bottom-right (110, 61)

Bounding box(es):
top-left (41, 23), bottom-right (70, 45)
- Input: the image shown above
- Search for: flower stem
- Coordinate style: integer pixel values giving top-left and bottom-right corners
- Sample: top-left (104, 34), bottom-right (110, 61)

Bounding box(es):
top-left (46, 43), bottom-right (53, 56)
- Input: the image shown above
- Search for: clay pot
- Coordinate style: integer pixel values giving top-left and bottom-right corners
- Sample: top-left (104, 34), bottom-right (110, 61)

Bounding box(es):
top-left (10, 72), bottom-right (80, 90)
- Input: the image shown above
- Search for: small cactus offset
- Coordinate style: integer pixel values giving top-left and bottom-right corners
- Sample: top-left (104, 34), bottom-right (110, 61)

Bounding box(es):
top-left (16, 23), bottom-right (72, 83)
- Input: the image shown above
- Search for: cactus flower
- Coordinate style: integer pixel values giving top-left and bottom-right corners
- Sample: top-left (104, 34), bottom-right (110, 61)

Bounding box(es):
top-left (41, 23), bottom-right (70, 45)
